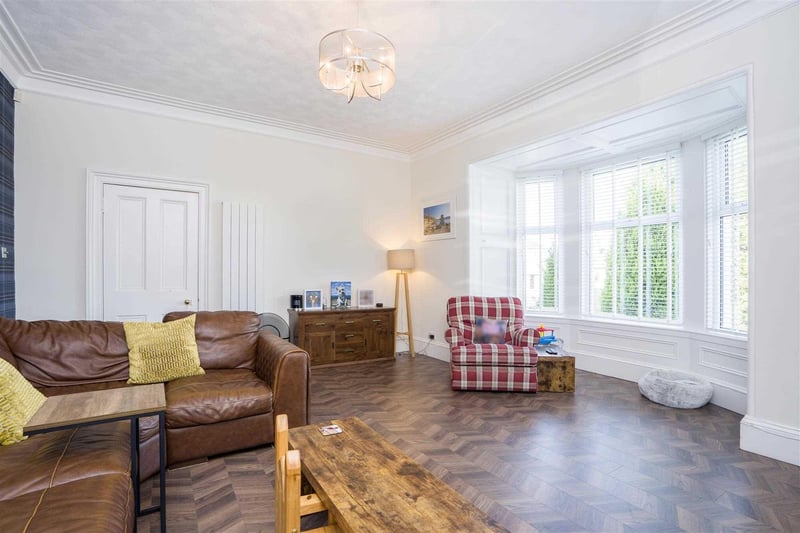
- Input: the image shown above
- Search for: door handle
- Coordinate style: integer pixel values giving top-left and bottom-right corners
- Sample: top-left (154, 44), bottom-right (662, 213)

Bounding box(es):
top-left (184, 299), bottom-right (192, 305)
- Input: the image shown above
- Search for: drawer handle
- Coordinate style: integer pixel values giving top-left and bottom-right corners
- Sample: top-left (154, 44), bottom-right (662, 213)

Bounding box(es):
top-left (314, 322), bottom-right (327, 326)
top-left (345, 320), bottom-right (355, 324)
top-left (372, 319), bottom-right (382, 323)
top-left (339, 348), bottom-right (355, 353)
top-left (344, 334), bottom-right (355, 338)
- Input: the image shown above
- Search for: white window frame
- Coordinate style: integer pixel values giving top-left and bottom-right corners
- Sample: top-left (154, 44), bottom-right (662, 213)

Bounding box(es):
top-left (581, 149), bottom-right (682, 324)
top-left (516, 174), bottom-right (562, 315)
top-left (705, 125), bottom-right (748, 336)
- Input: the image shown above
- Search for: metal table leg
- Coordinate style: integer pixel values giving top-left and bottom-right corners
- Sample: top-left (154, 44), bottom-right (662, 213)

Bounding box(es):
top-left (158, 412), bottom-right (166, 533)
top-left (131, 417), bottom-right (140, 532)
top-left (136, 414), bottom-right (167, 532)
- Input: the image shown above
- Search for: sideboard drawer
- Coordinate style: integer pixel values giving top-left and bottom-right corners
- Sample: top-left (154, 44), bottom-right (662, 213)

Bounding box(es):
top-left (336, 331), bottom-right (364, 344)
top-left (361, 313), bottom-right (388, 325)
top-left (334, 318), bottom-right (363, 332)
top-left (305, 320), bottom-right (335, 332)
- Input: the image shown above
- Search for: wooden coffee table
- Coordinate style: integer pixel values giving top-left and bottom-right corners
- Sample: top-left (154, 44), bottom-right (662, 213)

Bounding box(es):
top-left (25, 383), bottom-right (167, 532)
top-left (289, 416), bottom-right (508, 532)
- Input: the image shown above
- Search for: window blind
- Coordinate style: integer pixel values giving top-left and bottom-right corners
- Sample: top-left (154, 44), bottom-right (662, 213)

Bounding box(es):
top-left (582, 151), bottom-right (681, 322)
top-left (706, 126), bottom-right (748, 334)
top-left (516, 177), bottom-right (559, 313)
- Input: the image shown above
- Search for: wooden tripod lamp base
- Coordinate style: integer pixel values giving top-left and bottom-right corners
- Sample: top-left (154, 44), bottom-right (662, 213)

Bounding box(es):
top-left (387, 249), bottom-right (415, 358)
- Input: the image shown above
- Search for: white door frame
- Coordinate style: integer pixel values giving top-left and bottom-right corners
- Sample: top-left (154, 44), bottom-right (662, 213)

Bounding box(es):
top-left (86, 169), bottom-right (209, 320)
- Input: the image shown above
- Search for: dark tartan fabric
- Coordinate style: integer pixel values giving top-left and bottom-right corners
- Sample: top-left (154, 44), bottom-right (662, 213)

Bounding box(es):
top-left (0, 74), bottom-right (13, 319)
top-left (445, 297), bottom-right (538, 392)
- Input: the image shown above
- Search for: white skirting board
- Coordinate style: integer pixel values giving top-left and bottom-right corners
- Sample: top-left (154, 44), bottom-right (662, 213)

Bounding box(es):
top-left (740, 415), bottom-right (800, 466)
top-left (416, 338), bottom-right (450, 361)
top-left (572, 349), bottom-right (747, 414)
top-left (221, 202), bottom-right (263, 312)
top-left (396, 337), bottom-right (450, 360)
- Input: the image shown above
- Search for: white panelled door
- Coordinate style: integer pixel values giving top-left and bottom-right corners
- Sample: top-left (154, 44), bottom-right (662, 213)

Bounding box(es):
top-left (102, 184), bottom-right (199, 321)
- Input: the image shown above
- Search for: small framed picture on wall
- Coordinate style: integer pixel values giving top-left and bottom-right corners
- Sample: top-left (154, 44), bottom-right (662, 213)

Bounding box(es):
top-left (358, 289), bottom-right (375, 307)
top-left (421, 196), bottom-right (456, 241)
top-left (303, 289), bottom-right (323, 310)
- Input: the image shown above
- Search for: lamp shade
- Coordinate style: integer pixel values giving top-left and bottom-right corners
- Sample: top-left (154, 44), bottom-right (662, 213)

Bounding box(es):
top-left (319, 28), bottom-right (396, 103)
top-left (387, 249), bottom-right (415, 271)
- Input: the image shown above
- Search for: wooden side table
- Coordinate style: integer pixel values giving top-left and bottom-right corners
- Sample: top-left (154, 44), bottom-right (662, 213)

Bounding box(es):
top-left (25, 383), bottom-right (167, 532)
top-left (537, 354), bottom-right (575, 392)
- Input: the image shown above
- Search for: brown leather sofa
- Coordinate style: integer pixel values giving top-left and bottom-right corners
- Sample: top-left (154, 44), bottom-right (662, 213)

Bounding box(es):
top-left (0, 310), bottom-right (310, 532)
top-left (0, 422), bottom-right (134, 532)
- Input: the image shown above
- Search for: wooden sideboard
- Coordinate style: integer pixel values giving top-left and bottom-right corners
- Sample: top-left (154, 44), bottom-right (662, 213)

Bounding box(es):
top-left (288, 307), bottom-right (396, 366)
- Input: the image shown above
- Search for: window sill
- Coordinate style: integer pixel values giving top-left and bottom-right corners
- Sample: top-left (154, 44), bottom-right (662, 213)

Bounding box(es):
top-left (702, 328), bottom-right (748, 343)
top-left (524, 314), bottom-right (749, 347)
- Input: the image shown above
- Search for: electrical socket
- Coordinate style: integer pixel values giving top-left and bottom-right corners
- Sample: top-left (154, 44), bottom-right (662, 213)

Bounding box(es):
top-left (428, 333), bottom-right (435, 340)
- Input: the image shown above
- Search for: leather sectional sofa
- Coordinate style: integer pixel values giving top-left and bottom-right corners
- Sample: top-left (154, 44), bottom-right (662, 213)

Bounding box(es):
top-left (0, 310), bottom-right (310, 532)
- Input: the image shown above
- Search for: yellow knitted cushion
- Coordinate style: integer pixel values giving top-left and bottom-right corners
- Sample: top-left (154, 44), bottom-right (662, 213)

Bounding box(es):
top-left (0, 358), bottom-right (47, 445)
top-left (124, 314), bottom-right (204, 384)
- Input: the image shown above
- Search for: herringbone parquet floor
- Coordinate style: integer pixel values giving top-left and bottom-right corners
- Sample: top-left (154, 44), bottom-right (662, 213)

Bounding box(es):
top-left (137, 355), bottom-right (800, 532)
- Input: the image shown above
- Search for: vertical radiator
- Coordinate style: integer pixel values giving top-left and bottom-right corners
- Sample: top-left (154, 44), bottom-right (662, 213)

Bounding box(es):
top-left (222, 202), bottom-right (263, 311)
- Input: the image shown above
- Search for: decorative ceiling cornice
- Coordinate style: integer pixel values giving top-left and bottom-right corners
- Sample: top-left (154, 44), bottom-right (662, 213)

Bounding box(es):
top-left (407, 0), bottom-right (795, 159)
top-left (0, 3), bottom-right (411, 160)
top-left (406, 0), bottom-right (750, 154)
top-left (0, 1), bottom-right (793, 161)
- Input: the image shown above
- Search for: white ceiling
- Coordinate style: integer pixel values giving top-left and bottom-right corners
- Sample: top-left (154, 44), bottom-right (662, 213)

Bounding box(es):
top-left (0, 1), bottom-right (758, 155)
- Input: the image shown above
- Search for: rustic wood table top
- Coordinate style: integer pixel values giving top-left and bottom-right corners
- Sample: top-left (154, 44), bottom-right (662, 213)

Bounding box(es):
top-left (25, 383), bottom-right (166, 433)
top-left (289, 416), bottom-right (508, 533)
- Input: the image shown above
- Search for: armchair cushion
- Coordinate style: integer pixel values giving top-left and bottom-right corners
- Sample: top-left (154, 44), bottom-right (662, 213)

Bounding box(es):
top-left (474, 318), bottom-right (507, 344)
top-left (451, 344), bottom-right (536, 367)
top-left (165, 369), bottom-right (271, 428)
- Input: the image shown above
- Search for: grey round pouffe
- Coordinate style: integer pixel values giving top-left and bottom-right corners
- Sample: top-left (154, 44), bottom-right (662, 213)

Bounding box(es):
top-left (638, 369), bottom-right (713, 409)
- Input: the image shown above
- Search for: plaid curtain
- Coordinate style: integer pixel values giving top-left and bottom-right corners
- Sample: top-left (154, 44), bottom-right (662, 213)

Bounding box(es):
top-left (0, 73), bottom-right (14, 318)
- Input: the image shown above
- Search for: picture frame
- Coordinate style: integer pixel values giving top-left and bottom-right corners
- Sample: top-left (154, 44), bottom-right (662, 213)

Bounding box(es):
top-left (303, 289), bottom-right (323, 310)
top-left (421, 196), bottom-right (456, 241)
top-left (358, 288), bottom-right (375, 307)
top-left (330, 281), bottom-right (352, 308)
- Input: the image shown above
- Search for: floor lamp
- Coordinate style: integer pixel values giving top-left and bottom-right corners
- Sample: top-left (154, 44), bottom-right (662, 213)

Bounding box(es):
top-left (387, 249), bottom-right (415, 357)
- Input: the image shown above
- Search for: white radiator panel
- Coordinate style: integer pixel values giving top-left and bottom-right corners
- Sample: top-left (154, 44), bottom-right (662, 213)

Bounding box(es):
top-left (222, 202), bottom-right (264, 311)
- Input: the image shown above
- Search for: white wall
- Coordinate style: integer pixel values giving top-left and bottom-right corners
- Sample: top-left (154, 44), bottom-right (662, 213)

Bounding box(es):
top-left (14, 92), bottom-right (412, 321)
top-left (411, 8), bottom-right (799, 464)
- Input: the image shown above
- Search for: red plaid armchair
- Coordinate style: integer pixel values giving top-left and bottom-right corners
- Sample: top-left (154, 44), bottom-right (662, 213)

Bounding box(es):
top-left (446, 296), bottom-right (539, 392)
